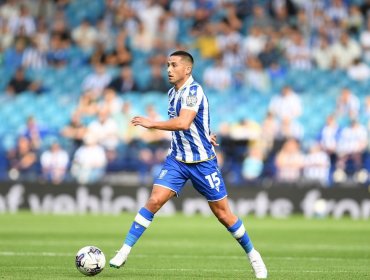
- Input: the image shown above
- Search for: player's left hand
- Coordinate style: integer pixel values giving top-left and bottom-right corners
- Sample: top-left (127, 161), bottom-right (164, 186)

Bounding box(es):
top-left (131, 116), bottom-right (153, 129)
top-left (210, 134), bottom-right (219, 147)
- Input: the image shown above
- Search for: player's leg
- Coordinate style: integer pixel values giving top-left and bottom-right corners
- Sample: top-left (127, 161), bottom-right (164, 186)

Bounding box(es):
top-left (122, 185), bottom-right (176, 250)
top-left (110, 155), bottom-right (187, 269)
top-left (208, 198), bottom-right (267, 279)
top-left (110, 186), bottom-right (175, 268)
top-left (208, 197), bottom-right (252, 251)
top-left (189, 158), bottom-right (267, 278)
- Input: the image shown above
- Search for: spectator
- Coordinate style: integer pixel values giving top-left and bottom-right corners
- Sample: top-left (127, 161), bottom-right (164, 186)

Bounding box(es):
top-left (258, 38), bottom-right (281, 68)
top-left (154, 11), bottom-right (179, 50)
top-left (104, 30), bottom-right (132, 66)
top-left (75, 91), bottom-right (99, 118)
top-left (8, 4), bottom-right (36, 36)
top-left (275, 138), bottom-right (304, 182)
top-left (95, 18), bottom-right (115, 51)
top-left (0, 20), bottom-right (14, 50)
top-left (230, 119), bottom-right (261, 142)
top-left (72, 19), bottom-right (98, 52)
top-left (364, 96), bottom-right (370, 120)
top-left (285, 31), bottom-right (312, 70)
top-left (105, 45), bottom-right (132, 67)
top-left (336, 120), bottom-right (368, 175)
top-left (345, 5), bottom-right (363, 36)
top-left (216, 20), bottom-right (242, 53)
top-left (3, 38), bottom-right (26, 71)
top-left (99, 88), bottom-right (123, 115)
top-left (242, 146), bottom-right (264, 181)
top-left (22, 38), bottom-right (47, 69)
top-left (71, 133), bottom-right (107, 184)
top-left (113, 101), bottom-right (139, 144)
top-left (269, 85), bottom-right (302, 121)
top-left (360, 18), bottom-right (370, 62)
top-left (242, 26), bottom-right (266, 57)
top-left (318, 115), bottom-right (340, 164)
top-left (203, 56), bottom-right (232, 91)
top-left (40, 142), bottom-right (69, 184)
top-left (267, 62), bottom-right (287, 80)
top-left (303, 143), bottom-right (331, 186)
top-left (259, 112), bottom-right (279, 156)
top-left (61, 112), bottom-right (87, 150)
top-left (144, 64), bottom-right (168, 93)
top-left (30, 0), bottom-right (55, 23)
top-left (190, 6), bottom-right (211, 37)
top-left (51, 15), bottom-right (71, 45)
top-left (335, 88), bottom-right (360, 120)
top-left (108, 66), bottom-right (139, 94)
top-left (250, 5), bottom-right (274, 30)
top-left (269, 4), bottom-right (291, 30)
top-left (22, 115), bottom-right (48, 150)
top-left (82, 63), bottom-right (111, 98)
top-left (6, 67), bottom-right (41, 96)
top-left (312, 37), bottom-right (333, 70)
top-left (170, 0), bottom-right (196, 18)
top-left (360, 0), bottom-right (370, 18)
top-left (325, 0), bottom-right (348, 23)
top-left (46, 34), bottom-right (69, 68)
top-left (268, 0), bottom-right (297, 19)
top-left (0, 0), bottom-right (19, 21)
top-left (129, 19), bottom-right (154, 53)
top-left (331, 32), bottom-right (361, 69)
top-left (222, 42), bottom-right (245, 71)
top-left (136, 0), bottom-right (164, 44)
top-left (244, 57), bottom-right (270, 92)
top-left (192, 22), bottom-right (220, 59)
top-left (89, 42), bottom-right (108, 65)
top-left (87, 108), bottom-right (120, 151)
top-left (7, 136), bottom-right (38, 181)
top-left (347, 58), bottom-right (370, 81)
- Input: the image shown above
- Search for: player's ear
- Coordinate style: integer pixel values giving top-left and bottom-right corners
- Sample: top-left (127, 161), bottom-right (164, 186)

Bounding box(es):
top-left (186, 65), bottom-right (192, 75)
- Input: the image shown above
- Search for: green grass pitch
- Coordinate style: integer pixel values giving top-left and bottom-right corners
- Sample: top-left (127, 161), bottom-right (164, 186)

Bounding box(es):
top-left (0, 212), bottom-right (369, 279)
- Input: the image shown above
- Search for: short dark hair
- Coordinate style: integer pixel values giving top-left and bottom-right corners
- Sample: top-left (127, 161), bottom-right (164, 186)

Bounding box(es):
top-left (170, 50), bottom-right (194, 65)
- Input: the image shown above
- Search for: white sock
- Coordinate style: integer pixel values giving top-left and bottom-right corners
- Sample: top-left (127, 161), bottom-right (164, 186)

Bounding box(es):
top-left (247, 248), bottom-right (257, 258)
top-left (119, 244), bottom-right (132, 255)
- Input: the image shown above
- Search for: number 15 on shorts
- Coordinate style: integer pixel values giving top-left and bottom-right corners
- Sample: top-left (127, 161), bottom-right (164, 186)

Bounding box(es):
top-left (205, 172), bottom-right (220, 192)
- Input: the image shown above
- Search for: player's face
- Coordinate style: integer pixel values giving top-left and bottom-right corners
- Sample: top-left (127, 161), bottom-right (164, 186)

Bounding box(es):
top-left (167, 56), bottom-right (191, 89)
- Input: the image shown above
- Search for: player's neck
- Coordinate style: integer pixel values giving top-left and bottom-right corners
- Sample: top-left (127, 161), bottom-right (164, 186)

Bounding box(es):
top-left (174, 75), bottom-right (192, 91)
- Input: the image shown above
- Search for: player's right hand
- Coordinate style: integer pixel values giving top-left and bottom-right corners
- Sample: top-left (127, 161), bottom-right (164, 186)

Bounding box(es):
top-left (131, 116), bottom-right (153, 129)
top-left (210, 134), bottom-right (219, 147)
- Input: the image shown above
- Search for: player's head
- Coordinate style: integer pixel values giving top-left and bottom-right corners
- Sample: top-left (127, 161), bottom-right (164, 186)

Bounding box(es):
top-left (167, 50), bottom-right (194, 88)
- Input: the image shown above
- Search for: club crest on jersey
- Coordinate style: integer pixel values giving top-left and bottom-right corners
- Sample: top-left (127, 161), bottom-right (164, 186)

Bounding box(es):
top-left (158, 169), bottom-right (168, 179)
top-left (186, 95), bottom-right (197, 107)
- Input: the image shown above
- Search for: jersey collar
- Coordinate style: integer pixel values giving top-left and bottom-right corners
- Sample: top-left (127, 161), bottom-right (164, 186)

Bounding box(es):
top-left (176, 76), bottom-right (194, 92)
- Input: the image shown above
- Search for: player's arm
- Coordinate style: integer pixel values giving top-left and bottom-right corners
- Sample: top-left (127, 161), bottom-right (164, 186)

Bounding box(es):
top-left (131, 109), bottom-right (196, 131)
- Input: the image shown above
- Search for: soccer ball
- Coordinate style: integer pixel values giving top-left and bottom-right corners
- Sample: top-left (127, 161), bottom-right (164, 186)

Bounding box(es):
top-left (75, 246), bottom-right (106, 276)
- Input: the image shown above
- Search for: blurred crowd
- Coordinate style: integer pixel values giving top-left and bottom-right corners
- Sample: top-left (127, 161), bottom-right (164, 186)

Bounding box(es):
top-left (1, 0), bottom-right (370, 187)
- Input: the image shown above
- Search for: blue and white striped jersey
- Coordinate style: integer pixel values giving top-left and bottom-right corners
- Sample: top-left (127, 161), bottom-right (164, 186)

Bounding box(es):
top-left (167, 76), bottom-right (216, 163)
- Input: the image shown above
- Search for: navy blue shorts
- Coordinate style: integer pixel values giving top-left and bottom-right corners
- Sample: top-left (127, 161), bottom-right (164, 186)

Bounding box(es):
top-left (154, 155), bottom-right (227, 202)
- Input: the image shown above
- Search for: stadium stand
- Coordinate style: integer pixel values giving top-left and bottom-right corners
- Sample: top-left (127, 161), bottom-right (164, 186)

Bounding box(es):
top-left (0, 0), bottom-right (370, 186)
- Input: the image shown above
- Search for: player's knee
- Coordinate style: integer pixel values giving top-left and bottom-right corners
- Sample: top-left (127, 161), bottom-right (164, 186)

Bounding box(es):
top-left (215, 211), bottom-right (229, 224)
top-left (146, 196), bottom-right (165, 212)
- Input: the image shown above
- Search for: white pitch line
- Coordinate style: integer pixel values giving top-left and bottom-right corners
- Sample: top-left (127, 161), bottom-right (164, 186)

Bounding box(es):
top-left (0, 251), bottom-right (368, 262)
top-left (126, 268), bottom-right (363, 274)
top-left (0, 251), bottom-right (73, 257)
